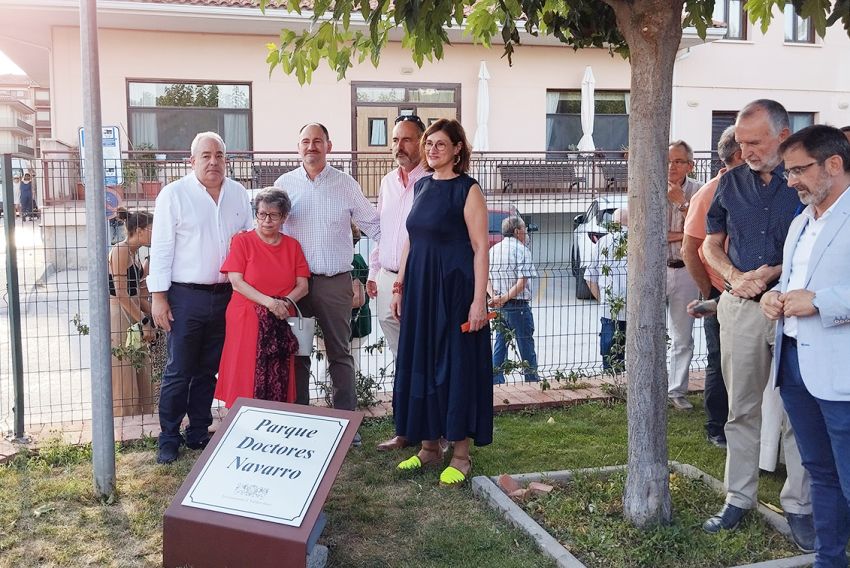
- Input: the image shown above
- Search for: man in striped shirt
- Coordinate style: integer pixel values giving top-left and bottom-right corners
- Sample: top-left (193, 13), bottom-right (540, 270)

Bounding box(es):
top-left (275, 124), bottom-right (380, 444)
top-left (366, 115), bottom-right (428, 451)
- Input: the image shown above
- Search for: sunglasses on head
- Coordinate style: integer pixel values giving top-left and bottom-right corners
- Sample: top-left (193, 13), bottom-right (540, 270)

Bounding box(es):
top-left (394, 115), bottom-right (425, 130)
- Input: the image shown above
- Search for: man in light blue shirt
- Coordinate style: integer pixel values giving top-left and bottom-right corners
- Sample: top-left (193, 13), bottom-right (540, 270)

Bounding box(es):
top-left (488, 216), bottom-right (539, 383)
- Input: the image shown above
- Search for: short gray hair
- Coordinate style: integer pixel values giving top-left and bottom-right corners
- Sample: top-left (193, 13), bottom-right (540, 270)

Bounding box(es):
top-left (190, 132), bottom-right (227, 156)
top-left (501, 215), bottom-right (525, 237)
top-left (253, 187), bottom-right (291, 217)
top-left (669, 140), bottom-right (694, 161)
top-left (738, 99), bottom-right (789, 137)
top-left (717, 125), bottom-right (740, 165)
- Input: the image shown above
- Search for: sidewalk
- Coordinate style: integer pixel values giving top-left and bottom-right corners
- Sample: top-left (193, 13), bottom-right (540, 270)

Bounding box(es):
top-left (0, 374), bottom-right (705, 463)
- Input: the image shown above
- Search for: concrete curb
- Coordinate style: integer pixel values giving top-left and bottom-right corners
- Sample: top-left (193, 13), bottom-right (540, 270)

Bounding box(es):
top-left (473, 462), bottom-right (816, 568)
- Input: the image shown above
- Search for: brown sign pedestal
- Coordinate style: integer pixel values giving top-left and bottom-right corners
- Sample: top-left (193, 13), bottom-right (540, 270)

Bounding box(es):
top-left (162, 399), bottom-right (362, 568)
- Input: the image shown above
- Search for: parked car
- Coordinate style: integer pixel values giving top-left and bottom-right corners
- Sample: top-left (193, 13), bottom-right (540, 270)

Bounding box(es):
top-left (488, 206), bottom-right (538, 247)
top-left (571, 194), bottom-right (629, 299)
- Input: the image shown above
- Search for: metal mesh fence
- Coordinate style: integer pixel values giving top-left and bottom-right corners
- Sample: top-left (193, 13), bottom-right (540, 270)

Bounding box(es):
top-left (1, 150), bottom-right (717, 430)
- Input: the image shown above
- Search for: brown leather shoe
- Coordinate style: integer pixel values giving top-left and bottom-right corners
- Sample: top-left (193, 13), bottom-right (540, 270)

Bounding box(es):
top-left (376, 435), bottom-right (410, 452)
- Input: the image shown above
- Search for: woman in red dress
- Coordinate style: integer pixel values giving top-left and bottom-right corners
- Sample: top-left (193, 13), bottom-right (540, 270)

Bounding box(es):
top-left (216, 188), bottom-right (309, 407)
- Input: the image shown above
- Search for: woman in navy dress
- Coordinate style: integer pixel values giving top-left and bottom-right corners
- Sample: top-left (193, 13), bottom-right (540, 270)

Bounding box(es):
top-left (390, 119), bottom-right (492, 486)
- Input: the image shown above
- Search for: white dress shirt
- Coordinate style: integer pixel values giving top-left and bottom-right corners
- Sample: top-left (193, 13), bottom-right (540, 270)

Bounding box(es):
top-left (275, 164), bottom-right (380, 276)
top-left (488, 237), bottom-right (538, 301)
top-left (368, 162), bottom-right (427, 280)
top-left (147, 173), bottom-right (253, 292)
top-left (585, 231), bottom-right (628, 321)
top-left (784, 193), bottom-right (845, 338)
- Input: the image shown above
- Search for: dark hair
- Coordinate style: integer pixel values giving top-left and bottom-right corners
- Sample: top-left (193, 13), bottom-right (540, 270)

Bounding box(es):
top-left (300, 122), bottom-right (330, 140)
top-left (394, 114), bottom-right (426, 133)
top-left (116, 208), bottom-right (153, 235)
top-left (738, 99), bottom-right (790, 136)
top-left (779, 124), bottom-right (850, 173)
top-left (253, 187), bottom-right (292, 217)
top-left (841, 126), bottom-right (850, 133)
top-left (420, 118), bottom-right (471, 174)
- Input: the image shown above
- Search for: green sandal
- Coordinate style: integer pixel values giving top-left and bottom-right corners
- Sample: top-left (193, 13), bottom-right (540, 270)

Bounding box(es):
top-left (439, 458), bottom-right (471, 486)
top-left (397, 449), bottom-right (442, 471)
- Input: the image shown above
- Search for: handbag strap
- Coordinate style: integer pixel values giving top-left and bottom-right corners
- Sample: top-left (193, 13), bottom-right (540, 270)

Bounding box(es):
top-left (285, 297), bottom-right (304, 320)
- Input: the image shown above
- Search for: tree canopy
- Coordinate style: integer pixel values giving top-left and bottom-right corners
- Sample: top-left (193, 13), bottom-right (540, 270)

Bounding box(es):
top-left (262, 0), bottom-right (849, 84)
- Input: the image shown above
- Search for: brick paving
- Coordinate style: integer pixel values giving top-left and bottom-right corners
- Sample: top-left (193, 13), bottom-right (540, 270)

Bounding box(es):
top-left (0, 373), bottom-right (705, 463)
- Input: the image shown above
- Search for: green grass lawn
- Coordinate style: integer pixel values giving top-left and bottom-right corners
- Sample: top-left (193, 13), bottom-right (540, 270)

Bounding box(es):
top-left (0, 396), bottom-right (796, 568)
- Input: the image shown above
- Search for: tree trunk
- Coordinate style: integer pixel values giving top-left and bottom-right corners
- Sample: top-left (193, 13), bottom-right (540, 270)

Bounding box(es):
top-left (606, 0), bottom-right (684, 528)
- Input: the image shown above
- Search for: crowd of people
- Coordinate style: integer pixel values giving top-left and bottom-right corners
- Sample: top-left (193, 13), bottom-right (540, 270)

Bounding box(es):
top-left (107, 99), bottom-right (850, 563)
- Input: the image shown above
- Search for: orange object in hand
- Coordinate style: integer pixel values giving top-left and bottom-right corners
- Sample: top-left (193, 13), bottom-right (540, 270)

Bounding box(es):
top-left (460, 311), bottom-right (498, 332)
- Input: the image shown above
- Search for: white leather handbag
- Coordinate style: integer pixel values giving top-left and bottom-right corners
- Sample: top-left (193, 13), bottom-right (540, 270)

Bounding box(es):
top-left (286, 301), bottom-right (316, 357)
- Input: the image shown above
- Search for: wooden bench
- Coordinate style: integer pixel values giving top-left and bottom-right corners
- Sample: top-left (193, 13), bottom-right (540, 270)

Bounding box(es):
top-left (599, 161), bottom-right (629, 192)
top-left (498, 163), bottom-right (583, 194)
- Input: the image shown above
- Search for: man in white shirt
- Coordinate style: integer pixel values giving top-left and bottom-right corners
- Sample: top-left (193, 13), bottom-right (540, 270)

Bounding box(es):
top-left (666, 140), bottom-right (702, 410)
top-left (489, 216), bottom-right (539, 384)
top-left (761, 125), bottom-right (850, 563)
top-left (585, 208), bottom-right (628, 371)
top-left (148, 132), bottom-right (253, 464)
top-left (367, 115), bottom-right (427, 452)
top-left (275, 123), bottom-right (380, 441)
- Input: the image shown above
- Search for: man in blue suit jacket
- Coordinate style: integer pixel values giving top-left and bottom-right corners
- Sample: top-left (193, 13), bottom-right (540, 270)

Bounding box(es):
top-left (761, 124), bottom-right (850, 567)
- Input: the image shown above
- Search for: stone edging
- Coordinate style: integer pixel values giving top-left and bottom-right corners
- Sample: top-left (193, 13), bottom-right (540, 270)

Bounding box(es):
top-left (471, 462), bottom-right (817, 568)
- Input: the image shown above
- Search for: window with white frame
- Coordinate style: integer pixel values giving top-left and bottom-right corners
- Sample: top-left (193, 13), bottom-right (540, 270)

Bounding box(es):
top-left (784, 5), bottom-right (814, 43)
top-left (713, 0), bottom-right (747, 40)
top-left (127, 80), bottom-right (251, 154)
top-left (546, 90), bottom-right (630, 152)
top-left (789, 112), bottom-right (815, 132)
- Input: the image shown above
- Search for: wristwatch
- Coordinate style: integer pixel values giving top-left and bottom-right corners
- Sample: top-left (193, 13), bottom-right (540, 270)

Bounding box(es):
top-left (141, 315), bottom-right (152, 327)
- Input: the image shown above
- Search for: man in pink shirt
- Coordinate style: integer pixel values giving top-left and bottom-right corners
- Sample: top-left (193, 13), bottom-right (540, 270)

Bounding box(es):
top-left (367, 115), bottom-right (428, 451)
top-left (682, 125), bottom-right (743, 448)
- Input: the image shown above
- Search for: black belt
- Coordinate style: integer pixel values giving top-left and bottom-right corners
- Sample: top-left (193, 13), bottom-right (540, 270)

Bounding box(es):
top-left (383, 268), bottom-right (399, 275)
top-left (172, 282), bottom-right (232, 293)
top-left (667, 259), bottom-right (686, 269)
top-left (503, 299), bottom-right (529, 305)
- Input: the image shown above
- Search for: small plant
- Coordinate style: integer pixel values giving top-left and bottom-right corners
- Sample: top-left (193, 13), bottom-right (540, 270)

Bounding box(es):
top-left (133, 143), bottom-right (159, 182)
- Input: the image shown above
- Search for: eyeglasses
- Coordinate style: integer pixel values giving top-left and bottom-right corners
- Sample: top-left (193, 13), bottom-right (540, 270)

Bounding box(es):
top-left (783, 161), bottom-right (820, 179)
top-left (395, 115), bottom-right (425, 130)
top-left (256, 211), bottom-right (284, 222)
top-left (424, 140), bottom-right (452, 152)
top-left (668, 159), bottom-right (692, 167)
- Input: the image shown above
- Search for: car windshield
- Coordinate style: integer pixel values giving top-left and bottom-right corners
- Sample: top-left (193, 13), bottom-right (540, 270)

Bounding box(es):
top-left (488, 211), bottom-right (509, 233)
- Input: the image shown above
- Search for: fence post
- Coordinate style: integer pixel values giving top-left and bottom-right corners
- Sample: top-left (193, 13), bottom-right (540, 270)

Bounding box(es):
top-left (1, 154), bottom-right (26, 439)
top-left (81, 0), bottom-right (116, 498)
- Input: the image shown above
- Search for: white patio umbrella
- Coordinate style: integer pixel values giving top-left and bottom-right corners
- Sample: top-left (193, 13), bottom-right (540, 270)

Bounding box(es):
top-left (472, 60), bottom-right (490, 152)
top-left (577, 65), bottom-right (596, 152)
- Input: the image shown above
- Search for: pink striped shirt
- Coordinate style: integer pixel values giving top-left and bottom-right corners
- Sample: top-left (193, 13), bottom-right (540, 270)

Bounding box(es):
top-left (368, 162), bottom-right (427, 280)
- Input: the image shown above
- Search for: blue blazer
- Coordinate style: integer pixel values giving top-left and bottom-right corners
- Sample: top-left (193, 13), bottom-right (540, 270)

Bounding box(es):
top-left (771, 189), bottom-right (850, 401)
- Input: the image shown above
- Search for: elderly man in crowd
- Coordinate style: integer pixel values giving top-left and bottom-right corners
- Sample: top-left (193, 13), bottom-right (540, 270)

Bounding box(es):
top-left (149, 132), bottom-right (254, 464)
top-left (585, 208), bottom-right (628, 371)
top-left (682, 126), bottom-right (744, 447)
top-left (666, 140), bottom-right (702, 411)
top-left (489, 215), bottom-right (539, 384)
top-left (702, 99), bottom-right (813, 551)
top-left (761, 124), bottom-right (850, 567)
top-left (366, 114), bottom-right (428, 452)
top-left (275, 123), bottom-right (380, 446)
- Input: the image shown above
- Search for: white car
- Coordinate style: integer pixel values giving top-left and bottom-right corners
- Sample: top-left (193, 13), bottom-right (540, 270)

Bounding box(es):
top-left (571, 194), bottom-right (629, 299)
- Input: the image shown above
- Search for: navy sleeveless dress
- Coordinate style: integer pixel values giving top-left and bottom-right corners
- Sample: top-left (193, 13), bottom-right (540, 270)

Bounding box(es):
top-left (393, 173), bottom-right (493, 446)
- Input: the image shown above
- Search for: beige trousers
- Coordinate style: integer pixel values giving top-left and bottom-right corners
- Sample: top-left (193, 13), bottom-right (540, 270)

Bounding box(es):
top-left (375, 268), bottom-right (402, 356)
top-left (717, 292), bottom-right (811, 513)
top-left (109, 299), bottom-right (155, 417)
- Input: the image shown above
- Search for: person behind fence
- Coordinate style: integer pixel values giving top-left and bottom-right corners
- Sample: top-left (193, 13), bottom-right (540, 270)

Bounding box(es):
top-left (682, 125), bottom-right (744, 449)
top-left (12, 174), bottom-right (20, 216)
top-left (19, 172), bottom-right (34, 219)
top-left (108, 208), bottom-right (155, 417)
top-left (488, 215), bottom-right (539, 384)
top-left (391, 118), bottom-right (493, 487)
top-left (367, 114), bottom-right (428, 453)
top-left (149, 131), bottom-right (254, 465)
top-left (350, 223), bottom-right (372, 372)
top-left (215, 188), bottom-right (309, 408)
top-left (274, 123), bottom-right (381, 448)
top-left (585, 208), bottom-right (628, 371)
top-left (760, 125), bottom-right (850, 567)
top-left (702, 99), bottom-right (813, 550)
top-left (666, 140), bottom-right (701, 411)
